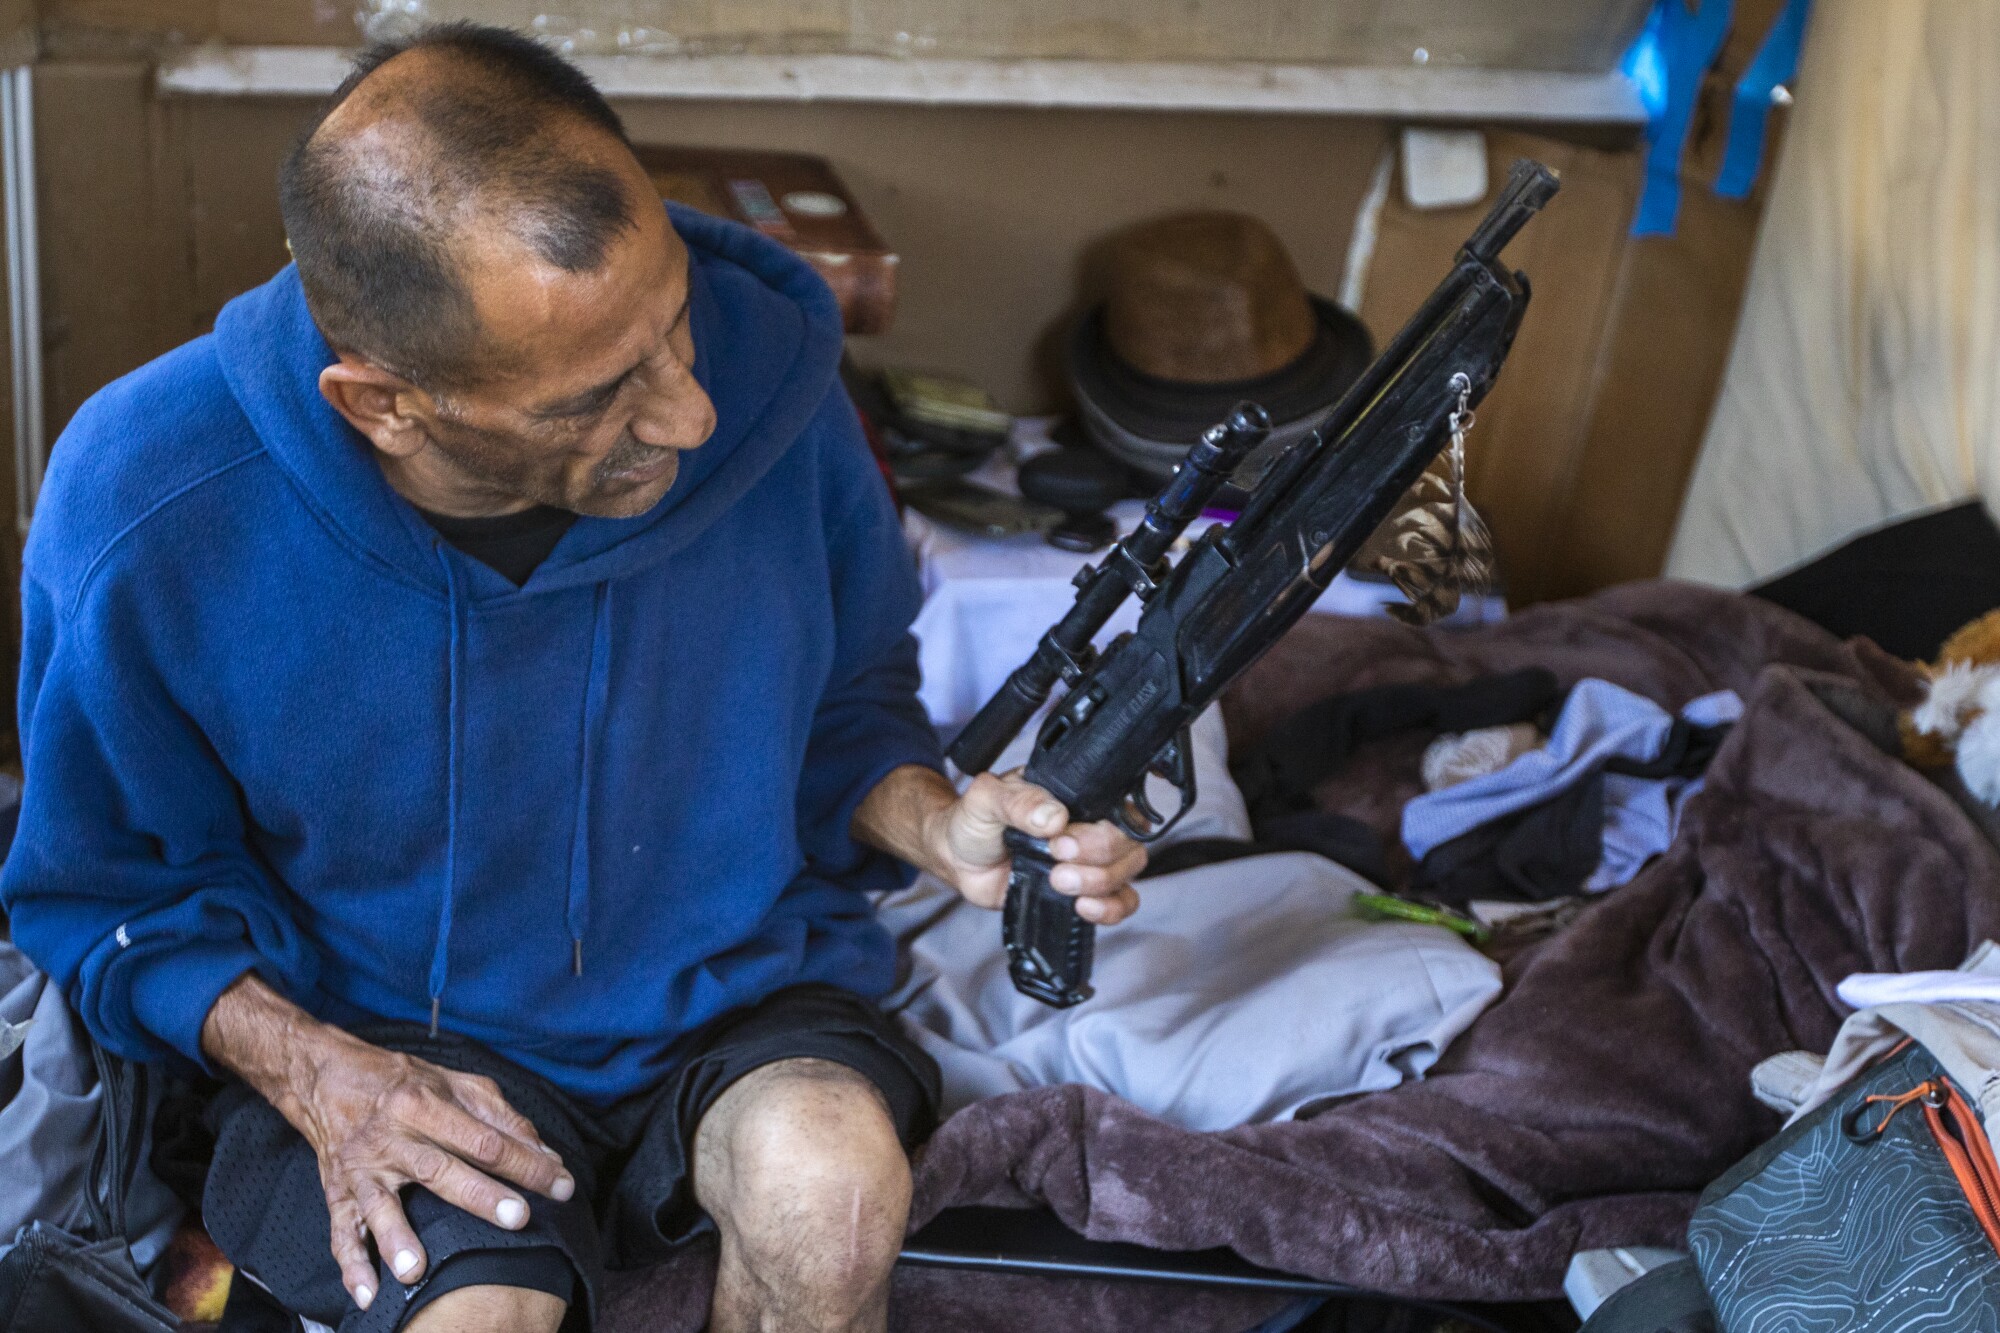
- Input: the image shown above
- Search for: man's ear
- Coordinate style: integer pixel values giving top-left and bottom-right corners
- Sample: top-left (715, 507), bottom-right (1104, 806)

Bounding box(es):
top-left (318, 356), bottom-right (433, 459)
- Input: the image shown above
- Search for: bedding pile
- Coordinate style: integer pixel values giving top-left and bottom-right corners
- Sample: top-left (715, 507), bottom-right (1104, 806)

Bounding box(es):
top-left (603, 581), bottom-right (2000, 1332)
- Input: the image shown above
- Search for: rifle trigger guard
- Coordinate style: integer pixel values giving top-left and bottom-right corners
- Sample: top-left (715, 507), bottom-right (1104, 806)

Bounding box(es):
top-left (1113, 726), bottom-right (1199, 844)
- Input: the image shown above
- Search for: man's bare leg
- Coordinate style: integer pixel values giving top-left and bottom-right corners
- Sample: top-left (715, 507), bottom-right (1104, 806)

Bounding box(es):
top-left (694, 1059), bottom-right (911, 1333)
top-left (403, 1284), bottom-right (566, 1332)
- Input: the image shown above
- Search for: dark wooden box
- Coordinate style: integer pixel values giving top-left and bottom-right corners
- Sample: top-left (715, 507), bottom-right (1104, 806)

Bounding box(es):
top-left (637, 144), bottom-right (897, 336)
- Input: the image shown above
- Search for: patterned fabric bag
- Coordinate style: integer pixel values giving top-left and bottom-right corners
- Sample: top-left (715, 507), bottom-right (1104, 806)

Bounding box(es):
top-left (1688, 1040), bottom-right (2000, 1330)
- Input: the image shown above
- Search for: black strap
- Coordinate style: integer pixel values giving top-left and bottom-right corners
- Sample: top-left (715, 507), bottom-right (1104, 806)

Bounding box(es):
top-left (0, 1038), bottom-right (175, 1333)
top-left (0, 1225), bottom-right (178, 1333)
top-left (85, 1041), bottom-right (145, 1242)
top-left (1602, 718), bottom-right (1733, 780)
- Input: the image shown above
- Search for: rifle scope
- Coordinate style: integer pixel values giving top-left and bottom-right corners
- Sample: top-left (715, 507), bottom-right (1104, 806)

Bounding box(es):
top-left (947, 402), bottom-right (1270, 775)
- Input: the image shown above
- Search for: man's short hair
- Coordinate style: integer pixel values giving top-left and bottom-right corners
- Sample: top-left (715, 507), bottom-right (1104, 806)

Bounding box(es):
top-left (279, 23), bottom-right (638, 389)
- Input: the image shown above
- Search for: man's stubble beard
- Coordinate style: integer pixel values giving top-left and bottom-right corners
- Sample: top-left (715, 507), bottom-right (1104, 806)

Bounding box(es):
top-left (426, 416), bottom-right (679, 518)
top-left (593, 431), bottom-right (680, 489)
top-left (585, 432), bottom-right (681, 518)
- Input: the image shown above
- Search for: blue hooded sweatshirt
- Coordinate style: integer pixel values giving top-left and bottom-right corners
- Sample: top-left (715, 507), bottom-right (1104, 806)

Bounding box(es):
top-left (0, 205), bottom-right (943, 1104)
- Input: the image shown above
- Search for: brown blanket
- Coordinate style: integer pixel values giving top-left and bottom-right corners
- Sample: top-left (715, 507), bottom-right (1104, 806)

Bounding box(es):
top-left (606, 582), bottom-right (2000, 1331)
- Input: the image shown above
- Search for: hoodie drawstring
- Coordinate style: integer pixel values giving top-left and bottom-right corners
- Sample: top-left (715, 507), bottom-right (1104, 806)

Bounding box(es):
top-left (429, 546), bottom-right (466, 1037)
top-left (566, 583), bottom-right (613, 977)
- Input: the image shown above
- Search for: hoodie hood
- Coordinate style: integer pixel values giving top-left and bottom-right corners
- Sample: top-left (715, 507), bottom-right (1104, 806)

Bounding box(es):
top-left (212, 202), bottom-right (848, 600)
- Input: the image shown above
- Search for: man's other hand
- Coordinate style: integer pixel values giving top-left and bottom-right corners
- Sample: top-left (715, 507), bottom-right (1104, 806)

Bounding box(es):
top-left (201, 975), bottom-right (575, 1311)
top-left (852, 764), bottom-right (1146, 925)
top-left (937, 770), bottom-right (1146, 923)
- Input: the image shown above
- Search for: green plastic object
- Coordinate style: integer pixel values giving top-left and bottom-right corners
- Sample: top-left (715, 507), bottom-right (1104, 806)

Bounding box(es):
top-left (1351, 892), bottom-right (1490, 943)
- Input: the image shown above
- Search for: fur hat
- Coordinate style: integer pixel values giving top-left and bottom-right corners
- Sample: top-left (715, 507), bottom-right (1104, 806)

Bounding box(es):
top-left (1902, 608), bottom-right (2000, 804)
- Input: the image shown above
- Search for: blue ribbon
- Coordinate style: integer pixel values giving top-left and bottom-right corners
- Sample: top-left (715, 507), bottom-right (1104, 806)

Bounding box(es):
top-left (1631, 0), bottom-right (1736, 237)
top-left (1715, 0), bottom-right (1811, 198)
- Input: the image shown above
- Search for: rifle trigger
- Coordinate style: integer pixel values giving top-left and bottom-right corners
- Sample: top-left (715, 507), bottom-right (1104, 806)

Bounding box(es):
top-left (1113, 801), bottom-right (1156, 843)
top-left (1116, 726), bottom-right (1201, 844)
top-left (1132, 784), bottom-right (1166, 827)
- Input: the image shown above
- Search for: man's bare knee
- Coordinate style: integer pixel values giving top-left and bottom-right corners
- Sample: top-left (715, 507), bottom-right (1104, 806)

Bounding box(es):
top-left (403, 1283), bottom-right (567, 1333)
top-left (695, 1058), bottom-right (911, 1321)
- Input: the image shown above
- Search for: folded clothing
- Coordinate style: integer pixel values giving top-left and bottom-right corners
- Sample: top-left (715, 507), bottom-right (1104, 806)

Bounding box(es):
top-left (1404, 679), bottom-right (1742, 902)
top-left (1782, 939), bottom-right (2000, 1138)
top-left (1229, 667), bottom-right (1563, 882)
top-left (878, 706), bottom-right (1502, 1131)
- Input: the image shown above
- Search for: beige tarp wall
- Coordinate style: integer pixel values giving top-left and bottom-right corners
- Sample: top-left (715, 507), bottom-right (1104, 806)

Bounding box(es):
top-left (1667, 0), bottom-right (2000, 586)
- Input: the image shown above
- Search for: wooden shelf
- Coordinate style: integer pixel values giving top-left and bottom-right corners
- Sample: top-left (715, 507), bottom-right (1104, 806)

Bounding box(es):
top-left (156, 46), bottom-right (1646, 123)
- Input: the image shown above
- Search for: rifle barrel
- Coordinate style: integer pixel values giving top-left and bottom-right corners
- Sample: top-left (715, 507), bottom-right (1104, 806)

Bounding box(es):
top-left (1464, 160), bottom-right (1560, 263)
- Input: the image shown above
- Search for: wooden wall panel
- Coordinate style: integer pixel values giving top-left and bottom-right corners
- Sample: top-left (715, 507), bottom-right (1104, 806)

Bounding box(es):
top-left (616, 99), bottom-right (1387, 410)
top-left (35, 76), bottom-right (305, 433)
top-left (1358, 131), bottom-right (1643, 608)
top-left (37, 63), bottom-right (199, 433)
top-left (34, 88), bottom-right (1388, 424)
top-left (870, 0), bottom-right (1653, 67)
top-left (40, 0), bottom-right (1651, 68)
top-left (0, 0), bottom-right (32, 64)
top-left (181, 95), bottom-right (310, 325)
top-left (1354, 2), bottom-right (1788, 604)
top-left (402, 0), bottom-right (1652, 67)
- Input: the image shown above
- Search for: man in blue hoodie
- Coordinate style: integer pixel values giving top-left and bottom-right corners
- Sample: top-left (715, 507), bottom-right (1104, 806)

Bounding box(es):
top-left (0, 24), bottom-right (1145, 1333)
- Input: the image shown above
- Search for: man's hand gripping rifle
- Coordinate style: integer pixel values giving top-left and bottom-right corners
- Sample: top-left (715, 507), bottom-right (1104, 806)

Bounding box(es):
top-left (948, 160), bottom-right (1560, 1007)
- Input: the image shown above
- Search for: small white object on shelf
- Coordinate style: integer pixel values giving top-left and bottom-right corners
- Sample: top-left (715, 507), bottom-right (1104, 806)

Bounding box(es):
top-left (1401, 127), bottom-right (1490, 210)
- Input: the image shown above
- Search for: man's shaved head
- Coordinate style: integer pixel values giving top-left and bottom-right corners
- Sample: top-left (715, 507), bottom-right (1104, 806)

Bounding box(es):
top-left (280, 23), bottom-right (638, 388)
top-left (292, 25), bottom-right (714, 521)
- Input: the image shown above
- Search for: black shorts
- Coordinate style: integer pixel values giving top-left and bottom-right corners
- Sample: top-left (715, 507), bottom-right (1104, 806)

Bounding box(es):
top-left (201, 984), bottom-right (939, 1333)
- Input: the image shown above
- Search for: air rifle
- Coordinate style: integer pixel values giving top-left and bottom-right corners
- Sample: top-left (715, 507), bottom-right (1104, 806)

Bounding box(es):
top-left (946, 159), bottom-right (1560, 1007)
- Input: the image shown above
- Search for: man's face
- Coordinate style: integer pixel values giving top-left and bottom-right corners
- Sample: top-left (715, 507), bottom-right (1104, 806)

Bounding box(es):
top-left (406, 156), bottom-right (717, 520)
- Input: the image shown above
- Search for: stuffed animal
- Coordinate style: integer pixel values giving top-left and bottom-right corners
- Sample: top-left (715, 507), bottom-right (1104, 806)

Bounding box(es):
top-left (1903, 607), bottom-right (2000, 803)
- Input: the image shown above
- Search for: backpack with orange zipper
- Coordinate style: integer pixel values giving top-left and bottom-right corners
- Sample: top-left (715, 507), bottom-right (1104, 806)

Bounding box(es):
top-left (1687, 1038), bottom-right (2000, 1329)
